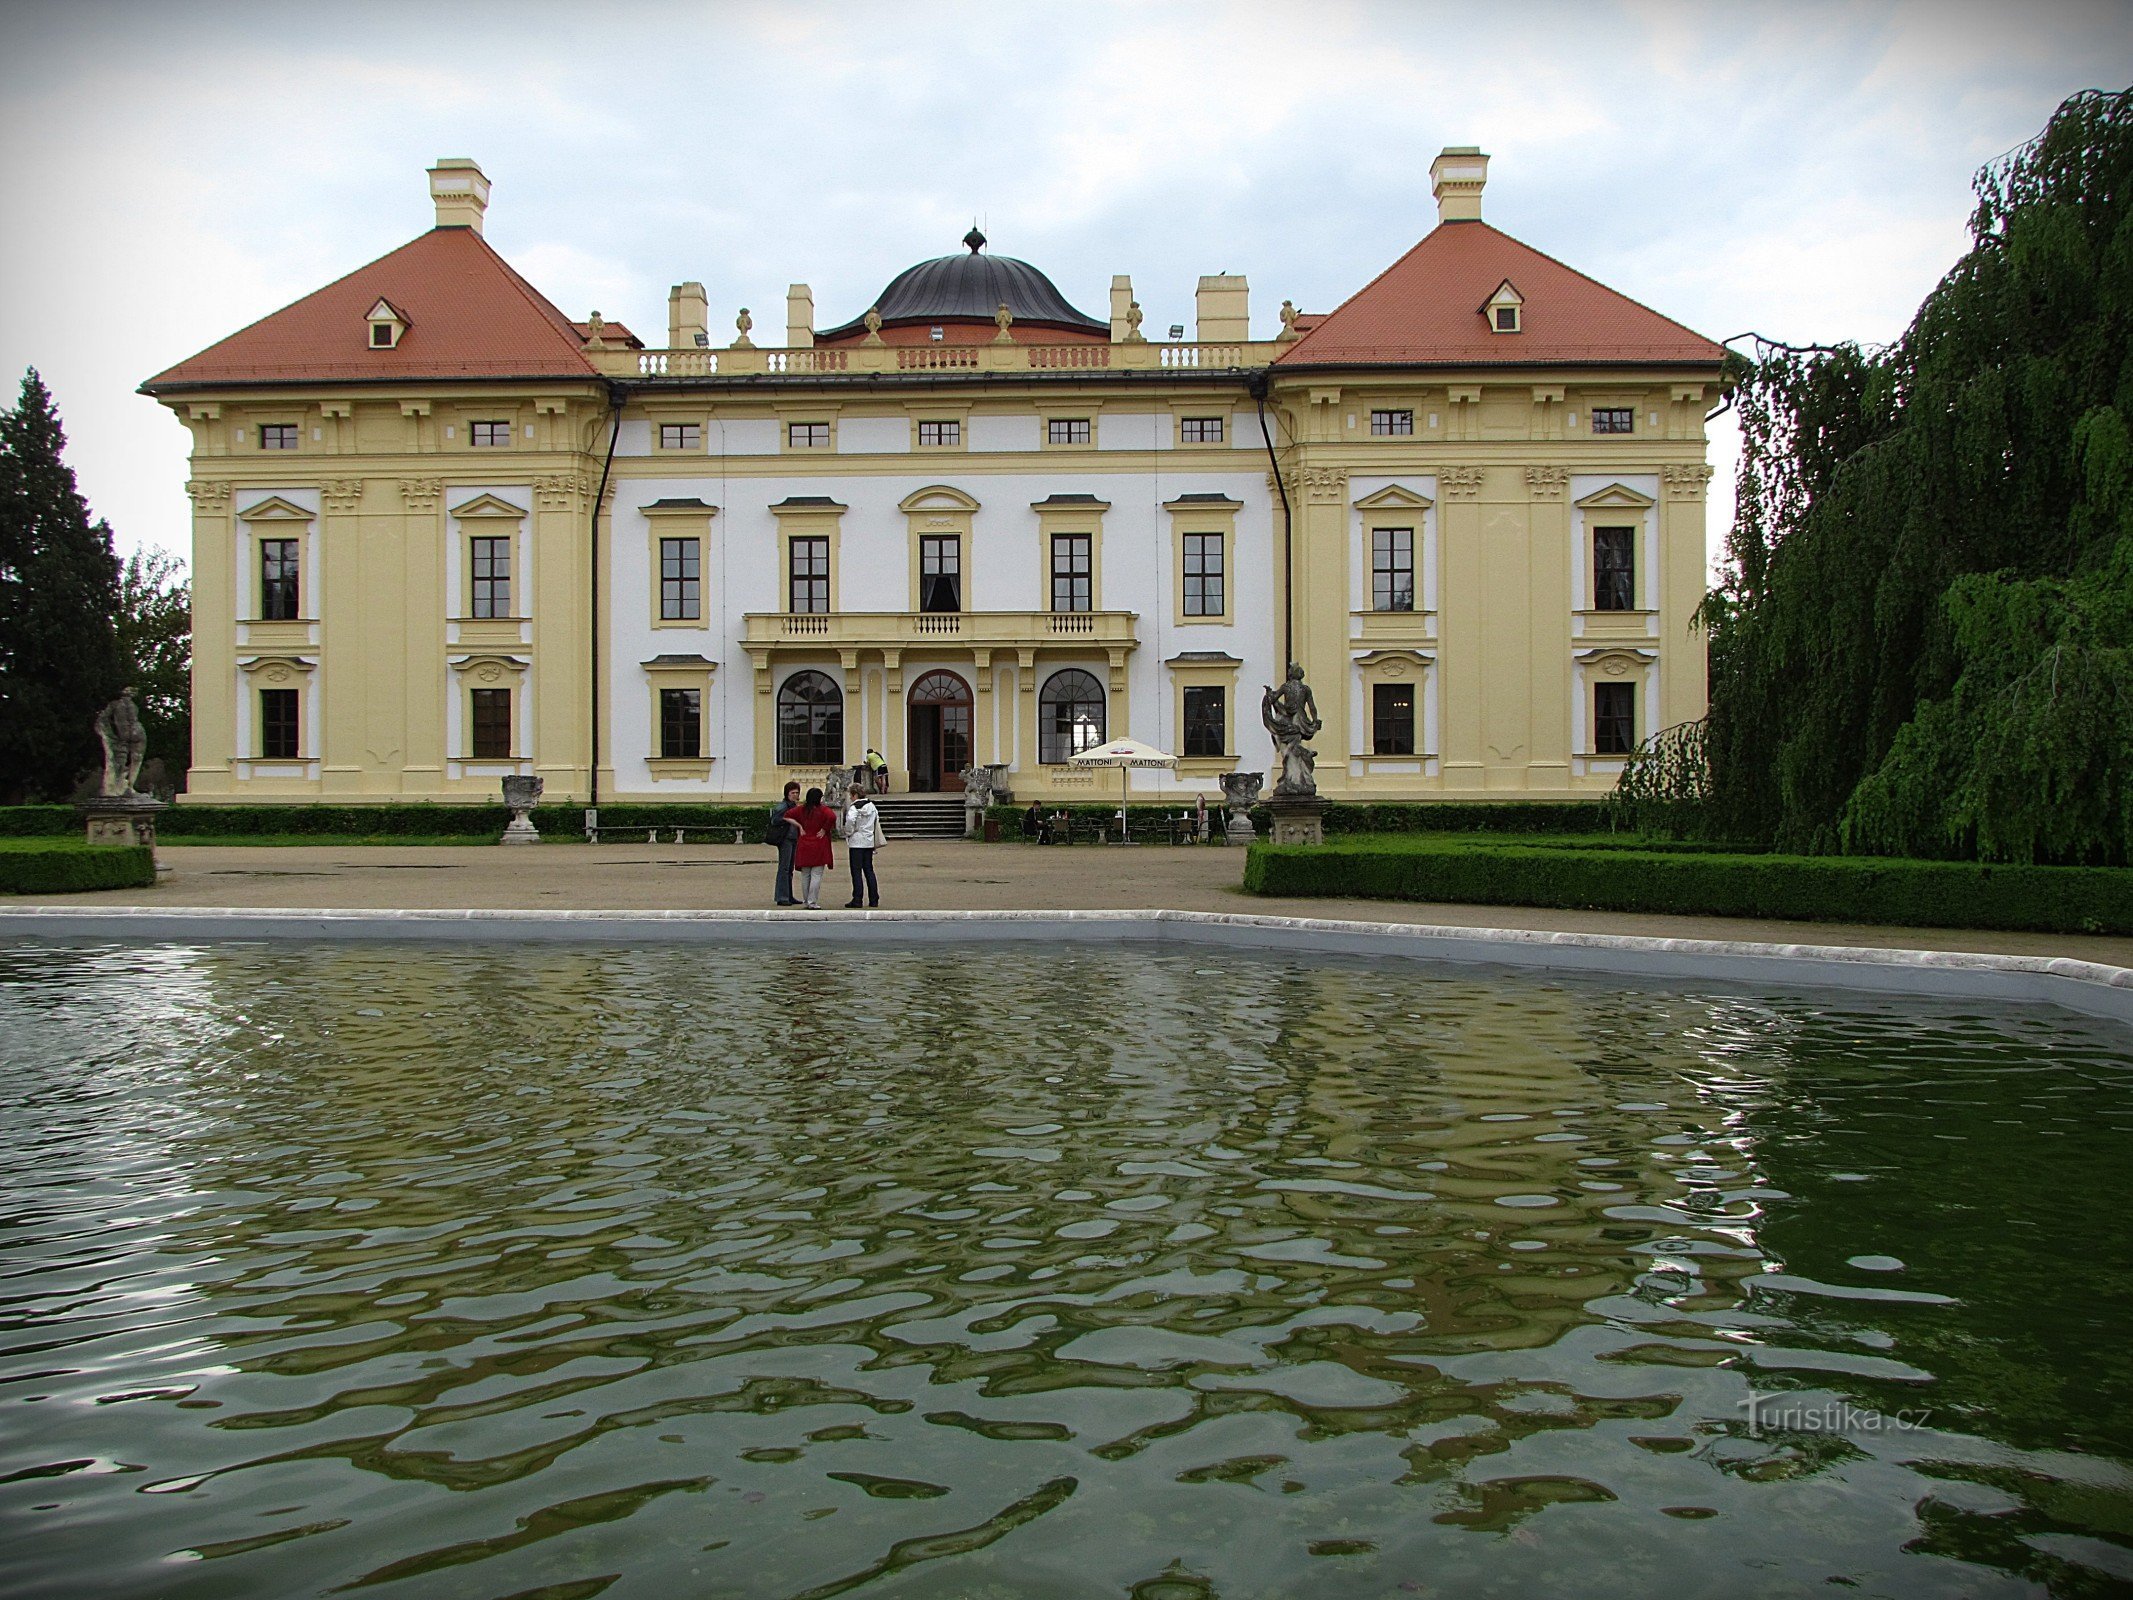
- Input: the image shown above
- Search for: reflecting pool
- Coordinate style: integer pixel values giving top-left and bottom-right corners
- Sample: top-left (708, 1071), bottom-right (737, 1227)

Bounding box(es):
top-left (2, 940), bottom-right (2130, 1599)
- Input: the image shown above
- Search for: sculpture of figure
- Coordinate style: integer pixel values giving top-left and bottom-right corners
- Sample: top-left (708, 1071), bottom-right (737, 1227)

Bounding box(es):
top-left (1124, 301), bottom-right (1146, 342)
top-left (959, 765), bottom-right (994, 810)
top-left (824, 766), bottom-right (852, 813)
top-left (1278, 299), bottom-right (1300, 340)
top-left (992, 302), bottom-right (1015, 344)
top-left (732, 307), bottom-right (754, 348)
top-left (95, 687), bottom-right (147, 798)
top-left (1260, 663), bottom-right (1322, 798)
top-left (862, 306), bottom-right (885, 344)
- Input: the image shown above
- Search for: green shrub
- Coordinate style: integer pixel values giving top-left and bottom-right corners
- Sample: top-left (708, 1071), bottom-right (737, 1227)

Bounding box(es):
top-left (1243, 836), bottom-right (2133, 935)
top-left (0, 806), bottom-right (78, 838)
top-left (0, 840), bottom-right (157, 894)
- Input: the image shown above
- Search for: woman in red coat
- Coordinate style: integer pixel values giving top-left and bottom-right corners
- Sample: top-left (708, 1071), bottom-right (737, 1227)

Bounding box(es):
top-left (788, 786), bottom-right (837, 910)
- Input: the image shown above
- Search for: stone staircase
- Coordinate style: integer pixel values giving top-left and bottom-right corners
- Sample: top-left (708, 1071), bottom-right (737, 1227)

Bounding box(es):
top-left (871, 794), bottom-right (970, 839)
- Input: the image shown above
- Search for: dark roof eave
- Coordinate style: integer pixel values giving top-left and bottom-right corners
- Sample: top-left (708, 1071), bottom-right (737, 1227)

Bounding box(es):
top-left (140, 370), bottom-right (606, 397)
top-left (1271, 354), bottom-right (1725, 374)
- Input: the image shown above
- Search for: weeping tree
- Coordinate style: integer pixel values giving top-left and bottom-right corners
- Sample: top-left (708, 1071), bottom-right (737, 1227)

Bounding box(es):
top-left (1694, 87), bottom-right (2133, 864)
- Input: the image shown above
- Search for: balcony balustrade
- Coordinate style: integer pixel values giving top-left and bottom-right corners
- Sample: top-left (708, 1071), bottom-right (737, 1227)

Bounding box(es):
top-left (597, 341), bottom-right (1279, 381)
top-left (741, 609), bottom-right (1138, 651)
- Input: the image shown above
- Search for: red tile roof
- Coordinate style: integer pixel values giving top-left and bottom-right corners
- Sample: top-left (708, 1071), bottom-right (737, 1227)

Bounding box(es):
top-left (1277, 221), bottom-right (1723, 370)
top-left (143, 228), bottom-right (599, 391)
top-left (573, 319), bottom-right (644, 350)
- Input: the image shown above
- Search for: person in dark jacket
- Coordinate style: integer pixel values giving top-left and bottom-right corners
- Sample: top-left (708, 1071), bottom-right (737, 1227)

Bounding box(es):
top-left (768, 780), bottom-right (801, 906)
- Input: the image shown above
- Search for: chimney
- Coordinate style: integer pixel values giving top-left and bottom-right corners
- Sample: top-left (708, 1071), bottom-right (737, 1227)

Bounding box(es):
top-left (1109, 275), bottom-right (1135, 342)
top-left (1195, 274), bottom-right (1249, 344)
top-left (786, 284), bottom-right (815, 349)
top-left (668, 282), bottom-right (709, 349)
top-left (427, 158), bottom-right (490, 233)
top-left (1430, 147), bottom-right (1488, 224)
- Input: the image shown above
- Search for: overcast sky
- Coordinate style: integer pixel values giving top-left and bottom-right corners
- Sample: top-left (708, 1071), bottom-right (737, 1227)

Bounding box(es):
top-left (2, 0), bottom-right (2127, 576)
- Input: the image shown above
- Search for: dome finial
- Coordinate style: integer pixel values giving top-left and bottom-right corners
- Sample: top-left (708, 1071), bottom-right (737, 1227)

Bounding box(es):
top-left (963, 225), bottom-right (986, 254)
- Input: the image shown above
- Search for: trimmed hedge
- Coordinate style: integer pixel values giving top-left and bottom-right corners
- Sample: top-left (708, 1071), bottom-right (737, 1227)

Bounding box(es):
top-left (0, 806), bottom-right (79, 838)
top-left (1242, 837), bottom-right (2133, 936)
top-left (977, 800), bottom-right (1624, 841)
top-left (0, 841), bottom-right (158, 895)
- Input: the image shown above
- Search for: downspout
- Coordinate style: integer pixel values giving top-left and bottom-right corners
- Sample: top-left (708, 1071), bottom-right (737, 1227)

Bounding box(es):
top-left (588, 380), bottom-right (627, 810)
top-left (1249, 370), bottom-right (1294, 669)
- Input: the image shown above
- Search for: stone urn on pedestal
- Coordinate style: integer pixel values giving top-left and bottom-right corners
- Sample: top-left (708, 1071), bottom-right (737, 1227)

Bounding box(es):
top-left (500, 775), bottom-right (544, 845)
top-left (1218, 772), bottom-right (1263, 845)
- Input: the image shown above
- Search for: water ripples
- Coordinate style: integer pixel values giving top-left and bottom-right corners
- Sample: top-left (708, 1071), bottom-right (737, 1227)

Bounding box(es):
top-left (2, 940), bottom-right (2130, 1598)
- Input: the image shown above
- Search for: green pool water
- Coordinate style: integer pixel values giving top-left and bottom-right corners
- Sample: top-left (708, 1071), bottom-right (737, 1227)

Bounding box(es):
top-left (2, 940), bottom-right (2130, 1599)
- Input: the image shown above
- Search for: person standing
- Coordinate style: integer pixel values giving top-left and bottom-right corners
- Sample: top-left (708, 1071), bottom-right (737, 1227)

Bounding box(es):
top-left (843, 788), bottom-right (885, 908)
top-left (766, 780), bottom-right (801, 906)
top-left (789, 786), bottom-right (837, 910)
top-left (864, 747), bottom-right (889, 793)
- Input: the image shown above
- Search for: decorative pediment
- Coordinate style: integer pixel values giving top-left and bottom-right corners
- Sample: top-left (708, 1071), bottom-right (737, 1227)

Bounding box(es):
top-left (1573, 483), bottom-right (1656, 511)
top-left (236, 495), bottom-right (313, 523)
top-left (1352, 484), bottom-right (1434, 512)
top-left (1354, 648), bottom-right (1435, 672)
top-left (449, 493), bottom-right (529, 521)
top-left (1163, 493), bottom-right (1243, 512)
top-left (1575, 646), bottom-right (1657, 671)
top-left (448, 652), bottom-right (530, 682)
top-left (237, 653), bottom-right (316, 680)
top-left (899, 485), bottom-right (981, 514)
top-left (640, 497), bottom-right (718, 518)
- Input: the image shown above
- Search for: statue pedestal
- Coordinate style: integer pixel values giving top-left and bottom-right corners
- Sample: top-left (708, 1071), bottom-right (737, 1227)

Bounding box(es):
top-left (1267, 796), bottom-right (1325, 846)
top-left (79, 795), bottom-right (166, 851)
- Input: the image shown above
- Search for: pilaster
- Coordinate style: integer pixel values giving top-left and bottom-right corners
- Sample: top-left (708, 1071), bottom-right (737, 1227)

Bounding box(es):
top-left (184, 479), bottom-right (235, 795)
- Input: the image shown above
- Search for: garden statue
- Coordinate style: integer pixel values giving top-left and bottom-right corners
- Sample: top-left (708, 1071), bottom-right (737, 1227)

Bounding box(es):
top-left (95, 687), bottom-right (148, 798)
top-left (1260, 663), bottom-right (1322, 798)
top-left (825, 766), bottom-right (852, 812)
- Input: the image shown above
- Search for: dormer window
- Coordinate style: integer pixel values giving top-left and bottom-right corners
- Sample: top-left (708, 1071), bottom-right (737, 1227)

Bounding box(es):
top-left (1483, 279), bottom-right (1523, 334)
top-left (365, 297), bottom-right (409, 350)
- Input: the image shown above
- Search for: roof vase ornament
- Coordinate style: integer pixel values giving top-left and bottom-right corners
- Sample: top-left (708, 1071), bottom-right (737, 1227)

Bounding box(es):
top-left (964, 226), bottom-right (986, 253)
top-left (991, 301), bottom-right (1015, 344)
top-left (1124, 300), bottom-right (1146, 343)
top-left (731, 308), bottom-right (754, 349)
top-left (861, 306), bottom-right (885, 346)
top-left (582, 310), bottom-right (607, 350)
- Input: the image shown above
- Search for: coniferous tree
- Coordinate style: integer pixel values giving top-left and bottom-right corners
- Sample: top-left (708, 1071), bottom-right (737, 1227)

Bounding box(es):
top-left (0, 370), bottom-right (126, 802)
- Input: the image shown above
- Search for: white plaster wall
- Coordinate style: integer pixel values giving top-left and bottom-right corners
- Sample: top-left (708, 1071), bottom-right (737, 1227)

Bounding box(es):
top-left (716, 418), bottom-right (782, 456)
top-left (837, 417), bottom-right (909, 454)
top-left (600, 464), bottom-right (1279, 794)
top-left (1098, 413), bottom-right (1162, 451)
top-left (968, 416), bottom-right (1040, 453)
top-left (615, 420), bottom-right (653, 456)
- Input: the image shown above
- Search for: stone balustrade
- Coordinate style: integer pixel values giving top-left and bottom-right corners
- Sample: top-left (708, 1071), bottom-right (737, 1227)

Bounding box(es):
top-left (593, 341), bottom-right (1281, 380)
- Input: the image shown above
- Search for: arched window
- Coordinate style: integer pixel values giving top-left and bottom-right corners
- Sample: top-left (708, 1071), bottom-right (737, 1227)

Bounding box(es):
top-left (777, 670), bottom-right (843, 766)
top-left (1039, 669), bottom-right (1105, 764)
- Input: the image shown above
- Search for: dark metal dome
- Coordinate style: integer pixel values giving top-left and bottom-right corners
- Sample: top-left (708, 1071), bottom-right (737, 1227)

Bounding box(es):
top-left (818, 229), bottom-right (1106, 339)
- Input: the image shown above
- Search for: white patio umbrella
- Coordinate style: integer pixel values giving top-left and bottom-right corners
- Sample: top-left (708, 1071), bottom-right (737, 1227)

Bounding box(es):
top-left (1067, 735), bottom-right (1177, 841)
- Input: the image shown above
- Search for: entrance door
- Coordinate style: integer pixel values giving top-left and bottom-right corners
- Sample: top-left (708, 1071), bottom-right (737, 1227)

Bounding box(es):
top-left (907, 670), bottom-right (973, 792)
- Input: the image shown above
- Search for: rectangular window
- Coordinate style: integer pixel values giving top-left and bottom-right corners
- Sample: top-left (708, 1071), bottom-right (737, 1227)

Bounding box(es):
top-left (1372, 683), bottom-right (1415, 756)
top-left (1180, 416), bottom-right (1223, 443)
top-left (259, 688), bottom-right (298, 759)
top-left (259, 423), bottom-right (298, 450)
top-left (1182, 685), bottom-right (1225, 757)
top-left (660, 537), bottom-right (701, 620)
top-left (469, 536), bottom-right (511, 618)
top-left (919, 535), bottom-right (961, 613)
top-left (1593, 526), bottom-right (1635, 611)
top-left (1369, 410), bottom-right (1414, 436)
top-left (469, 419), bottom-right (511, 447)
top-left (787, 421), bottom-right (830, 449)
top-left (1371, 528), bottom-right (1415, 612)
top-left (1493, 306), bottom-right (1520, 332)
top-left (471, 688), bottom-right (512, 759)
top-left (1182, 531), bottom-right (1224, 617)
top-left (1050, 533), bottom-right (1092, 612)
top-left (1594, 682), bottom-right (1636, 754)
top-left (658, 422), bottom-right (702, 450)
top-left (659, 687), bottom-right (702, 759)
top-left (1592, 407), bottom-right (1635, 434)
top-left (788, 535), bottom-right (829, 614)
top-left (1047, 418), bottom-right (1091, 445)
top-left (917, 419), bottom-right (961, 446)
top-left (259, 537), bottom-right (299, 620)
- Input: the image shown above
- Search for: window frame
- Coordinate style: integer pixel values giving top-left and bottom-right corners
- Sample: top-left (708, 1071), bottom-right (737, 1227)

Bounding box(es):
top-left (658, 687), bottom-right (703, 760)
top-left (1045, 417), bottom-right (1093, 447)
top-left (918, 534), bottom-right (962, 614)
top-left (1592, 407), bottom-right (1635, 435)
top-left (1038, 668), bottom-right (1106, 764)
top-left (1371, 682), bottom-right (1416, 756)
top-left (1181, 684), bottom-right (1226, 758)
top-left (659, 536), bottom-right (701, 621)
top-left (470, 687), bottom-right (513, 759)
top-left (776, 669), bottom-right (844, 766)
top-left (1049, 532), bottom-right (1093, 613)
top-left (916, 419), bottom-right (962, 447)
top-left (1594, 681), bottom-right (1636, 755)
top-left (786, 420), bottom-right (832, 451)
top-left (1178, 415), bottom-right (1224, 444)
top-left (1181, 530), bottom-right (1224, 618)
top-left (657, 421), bottom-right (703, 451)
top-left (1593, 525), bottom-right (1636, 611)
top-left (469, 534), bottom-right (512, 619)
top-left (1369, 409), bottom-right (1414, 437)
top-left (788, 534), bottom-right (830, 614)
top-left (259, 687), bottom-right (299, 759)
top-left (259, 537), bottom-right (300, 621)
top-left (468, 419), bottom-right (512, 448)
top-left (259, 423), bottom-right (299, 451)
top-left (1371, 527), bottom-right (1416, 613)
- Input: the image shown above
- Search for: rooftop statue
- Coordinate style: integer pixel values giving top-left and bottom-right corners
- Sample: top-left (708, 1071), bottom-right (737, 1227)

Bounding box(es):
top-left (1261, 663), bottom-right (1322, 798)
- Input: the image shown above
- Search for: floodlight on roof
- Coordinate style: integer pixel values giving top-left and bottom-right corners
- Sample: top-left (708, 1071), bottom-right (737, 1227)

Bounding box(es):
top-left (1168, 324), bottom-right (1185, 341)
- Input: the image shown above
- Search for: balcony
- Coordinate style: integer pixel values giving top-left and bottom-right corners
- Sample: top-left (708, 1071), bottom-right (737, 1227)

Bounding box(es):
top-left (741, 609), bottom-right (1139, 655)
top-left (593, 342), bottom-right (1283, 381)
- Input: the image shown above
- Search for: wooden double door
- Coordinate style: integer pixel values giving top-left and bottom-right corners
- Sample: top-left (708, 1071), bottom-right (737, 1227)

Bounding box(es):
top-left (906, 670), bottom-right (972, 793)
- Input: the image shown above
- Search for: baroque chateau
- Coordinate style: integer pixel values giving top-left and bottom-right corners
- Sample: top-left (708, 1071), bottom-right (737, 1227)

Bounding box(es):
top-left (144, 152), bottom-right (1723, 806)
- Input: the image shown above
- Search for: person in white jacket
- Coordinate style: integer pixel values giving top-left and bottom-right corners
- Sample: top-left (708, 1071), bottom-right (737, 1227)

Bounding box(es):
top-left (841, 793), bottom-right (885, 908)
